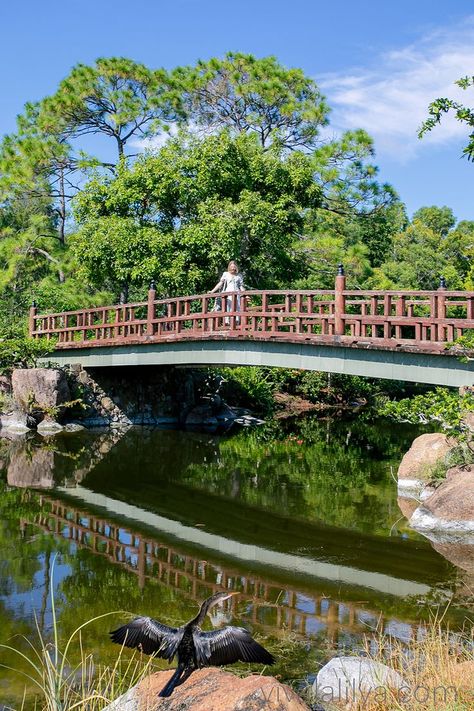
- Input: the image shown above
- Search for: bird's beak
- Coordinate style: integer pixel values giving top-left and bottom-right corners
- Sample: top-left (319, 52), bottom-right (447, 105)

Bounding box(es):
top-left (222, 592), bottom-right (239, 601)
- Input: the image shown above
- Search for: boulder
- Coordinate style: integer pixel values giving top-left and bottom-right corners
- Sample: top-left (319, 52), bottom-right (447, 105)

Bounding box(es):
top-left (409, 468), bottom-right (474, 541)
top-left (104, 668), bottom-right (308, 710)
top-left (0, 412), bottom-right (35, 433)
top-left (397, 496), bottom-right (419, 521)
top-left (7, 446), bottom-right (55, 488)
top-left (314, 656), bottom-right (405, 704)
top-left (397, 433), bottom-right (452, 496)
top-left (12, 368), bottom-right (71, 421)
top-left (37, 420), bottom-right (64, 435)
top-left (431, 540), bottom-right (474, 575)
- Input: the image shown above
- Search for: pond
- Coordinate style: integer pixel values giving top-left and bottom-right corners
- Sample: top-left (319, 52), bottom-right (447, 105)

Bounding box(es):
top-left (0, 417), bottom-right (472, 706)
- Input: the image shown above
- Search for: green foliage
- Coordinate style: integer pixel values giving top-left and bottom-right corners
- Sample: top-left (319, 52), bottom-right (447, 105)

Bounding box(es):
top-left (0, 337), bottom-right (56, 375)
top-left (419, 75), bottom-right (474, 160)
top-left (173, 52), bottom-right (329, 150)
top-left (218, 366), bottom-right (407, 414)
top-left (380, 387), bottom-right (474, 430)
top-left (73, 132), bottom-right (320, 296)
top-left (220, 367), bottom-right (275, 413)
top-left (371, 206), bottom-right (474, 290)
top-left (40, 56), bottom-right (177, 161)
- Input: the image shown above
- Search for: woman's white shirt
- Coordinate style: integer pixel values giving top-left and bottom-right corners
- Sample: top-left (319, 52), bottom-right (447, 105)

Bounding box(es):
top-left (221, 271), bottom-right (243, 292)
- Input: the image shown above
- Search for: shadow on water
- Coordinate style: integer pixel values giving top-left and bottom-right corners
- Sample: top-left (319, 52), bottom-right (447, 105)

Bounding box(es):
top-left (0, 418), bottom-right (473, 705)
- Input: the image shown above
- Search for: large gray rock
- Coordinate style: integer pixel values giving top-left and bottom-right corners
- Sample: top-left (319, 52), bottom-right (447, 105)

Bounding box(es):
top-left (0, 412), bottom-right (35, 433)
top-left (104, 668), bottom-right (308, 710)
top-left (314, 656), bottom-right (405, 704)
top-left (7, 446), bottom-right (55, 488)
top-left (397, 433), bottom-right (452, 496)
top-left (410, 468), bottom-right (474, 541)
top-left (37, 420), bottom-right (64, 435)
top-left (12, 368), bottom-right (71, 421)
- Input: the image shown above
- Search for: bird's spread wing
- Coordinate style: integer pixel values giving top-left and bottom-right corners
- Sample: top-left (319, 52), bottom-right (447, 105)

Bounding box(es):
top-left (194, 626), bottom-right (275, 667)
top-left (110, 617), bottom-right (183, 660)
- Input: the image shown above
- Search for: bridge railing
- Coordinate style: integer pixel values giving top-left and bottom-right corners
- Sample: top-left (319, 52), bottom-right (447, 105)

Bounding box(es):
top-left (29, 269), bottom-right (474, 352)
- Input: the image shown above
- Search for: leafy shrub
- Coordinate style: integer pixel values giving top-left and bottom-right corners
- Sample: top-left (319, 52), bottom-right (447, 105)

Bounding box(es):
top-left (0, 336), bottom-right (56, 375)
top-left (380, 387), bottom-right (474, 430)
top-left (220, 367), bottom-right (275, 413)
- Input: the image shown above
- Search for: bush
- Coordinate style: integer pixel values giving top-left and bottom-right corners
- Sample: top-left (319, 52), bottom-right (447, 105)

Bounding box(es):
top-left (220, 367), bottom-right (275, 414)
top-left (380, 387), bottom-right (474, 430)
top-left (0, 336), bottom-right (56, 375)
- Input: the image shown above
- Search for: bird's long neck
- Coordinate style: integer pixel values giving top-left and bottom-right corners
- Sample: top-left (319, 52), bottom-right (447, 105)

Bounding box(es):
top-left (189, 598), bottom-right (212, 627)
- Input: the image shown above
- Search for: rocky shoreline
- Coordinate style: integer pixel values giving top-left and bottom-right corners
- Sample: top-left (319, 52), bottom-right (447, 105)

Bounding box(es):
top-left (0, 366), bottom-right (264, 435)
top-left (397, 431), bottom-right (474, 542)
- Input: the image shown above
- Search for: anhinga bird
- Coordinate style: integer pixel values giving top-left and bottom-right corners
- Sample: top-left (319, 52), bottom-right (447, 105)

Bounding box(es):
top-left (110, 591), bottom-right (275, 698)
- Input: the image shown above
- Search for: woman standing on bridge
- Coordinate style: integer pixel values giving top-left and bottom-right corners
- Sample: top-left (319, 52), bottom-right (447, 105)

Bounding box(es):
top-left (210, 260), bottom-right (245, 323)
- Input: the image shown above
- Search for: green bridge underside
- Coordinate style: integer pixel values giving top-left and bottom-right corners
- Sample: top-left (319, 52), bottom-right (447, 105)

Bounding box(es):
top-left (43, 338), bottom-right (474, 387)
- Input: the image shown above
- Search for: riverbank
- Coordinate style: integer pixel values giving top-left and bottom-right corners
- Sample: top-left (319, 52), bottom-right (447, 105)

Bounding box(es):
top-left (0, 363), bottom-right (419, 436)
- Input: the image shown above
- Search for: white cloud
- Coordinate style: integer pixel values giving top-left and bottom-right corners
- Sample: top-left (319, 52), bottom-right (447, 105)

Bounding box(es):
top-left (131, 121), bottom-right (208, 151)
top-left (131, 122), bottom-right (181, 151)
top-left (320, 17), bottom-right (474, 162)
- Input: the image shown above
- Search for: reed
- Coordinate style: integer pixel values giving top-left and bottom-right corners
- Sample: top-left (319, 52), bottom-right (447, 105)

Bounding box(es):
top-left (0, 558), bottom-right (155, 710)
top-left (305, 616), bottom-right (474, 711)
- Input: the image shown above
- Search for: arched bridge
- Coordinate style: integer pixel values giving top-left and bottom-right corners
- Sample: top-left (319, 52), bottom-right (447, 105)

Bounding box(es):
top-left (31, 271), bottom-right (474, 387)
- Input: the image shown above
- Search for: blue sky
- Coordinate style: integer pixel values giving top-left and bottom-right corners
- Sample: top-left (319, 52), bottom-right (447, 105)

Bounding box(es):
top-left (1, 0), bottom-right (474, 221)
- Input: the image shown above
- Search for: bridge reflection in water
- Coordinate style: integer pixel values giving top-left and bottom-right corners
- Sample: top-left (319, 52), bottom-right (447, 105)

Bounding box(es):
top-left (30, 494), bottom-right (427, 646)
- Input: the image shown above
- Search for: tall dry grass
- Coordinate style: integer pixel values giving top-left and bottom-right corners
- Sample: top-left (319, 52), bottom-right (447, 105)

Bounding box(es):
top-left (306, 618), bottom-right (474, 711)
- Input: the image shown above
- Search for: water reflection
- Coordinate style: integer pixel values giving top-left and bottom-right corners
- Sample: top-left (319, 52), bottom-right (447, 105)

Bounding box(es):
top-left (0, 419), bottom-right (473, 706)
top-left (32, 494), bottom-right (388, 644)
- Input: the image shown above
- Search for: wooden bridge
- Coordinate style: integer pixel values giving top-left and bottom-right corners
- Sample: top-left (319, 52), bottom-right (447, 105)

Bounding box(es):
top-left (31, 268), bottom-right (474, 386)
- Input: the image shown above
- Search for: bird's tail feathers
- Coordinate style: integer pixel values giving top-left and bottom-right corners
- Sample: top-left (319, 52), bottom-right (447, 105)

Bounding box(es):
top-left (158, 666), bottom-right (184, 698)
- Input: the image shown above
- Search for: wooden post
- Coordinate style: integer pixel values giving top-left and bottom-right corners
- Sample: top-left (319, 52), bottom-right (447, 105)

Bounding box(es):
top-left (147, 281), bottom-right (156, 338)
top-left (334, 264), bottom-right (346, 336)
top-left (262, 293), bottom-right (268, 333)
top-left (395, 295), bottom-right (406, 339)
top-left (29, 301), bottom-right (38, 337)
top-left (437, 276), bottom-right (447, 342)
top-left (240, 293), bottom-right (248, 331)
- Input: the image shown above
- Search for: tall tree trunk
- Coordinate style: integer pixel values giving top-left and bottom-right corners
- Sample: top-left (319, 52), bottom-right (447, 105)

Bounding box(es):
top-left (58, 166), bottom-right (66, 245)
top-left (119, 281), bottom-right (129, 304)
top-left (116, 136), bottom-right (124, 162)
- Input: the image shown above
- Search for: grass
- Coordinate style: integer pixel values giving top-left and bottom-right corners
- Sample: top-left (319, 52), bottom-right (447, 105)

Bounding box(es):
top-left (302, 617), bottom-right (474, 711)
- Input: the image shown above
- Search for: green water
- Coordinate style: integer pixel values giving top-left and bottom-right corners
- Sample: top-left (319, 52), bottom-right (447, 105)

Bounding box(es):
top-left (0, 418), bottom-right (472, 706)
